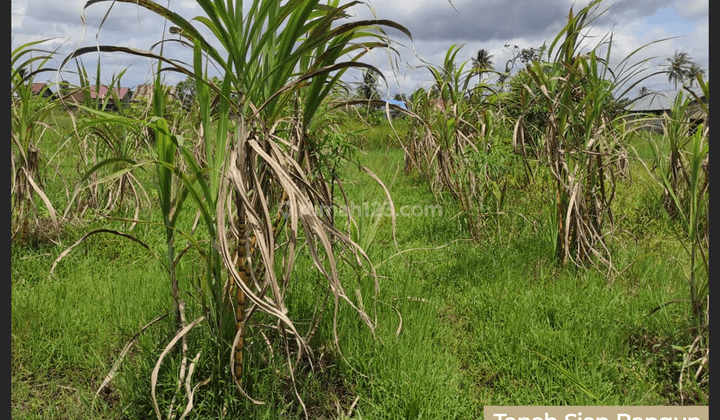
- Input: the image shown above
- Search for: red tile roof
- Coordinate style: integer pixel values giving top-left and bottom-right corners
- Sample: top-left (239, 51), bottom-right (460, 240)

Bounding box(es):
top-left (88, 85), bottom-right (130, 100)
top-left (31, 83), bottom-right (53, 95)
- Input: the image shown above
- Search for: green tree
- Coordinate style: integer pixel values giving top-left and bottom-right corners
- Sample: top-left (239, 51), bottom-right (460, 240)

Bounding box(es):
top-left (471, 48), bottom-right (494, 82)
top-left (175, 75), bottom-right (196, 109)
top-left (57, 80), bottom-right (72, 96)
top-left (498, 44), bottom-right (541, 88)
top-left (685, 63), bottom-right (705, 87)
top-left (666, 50), bottom-right (692, 89)
top-left (357, 68), bottom-right (381, 100)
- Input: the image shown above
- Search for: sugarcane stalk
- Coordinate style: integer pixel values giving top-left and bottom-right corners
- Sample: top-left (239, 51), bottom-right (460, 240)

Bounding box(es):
top-left (232, 187), bottom-right (287, 382)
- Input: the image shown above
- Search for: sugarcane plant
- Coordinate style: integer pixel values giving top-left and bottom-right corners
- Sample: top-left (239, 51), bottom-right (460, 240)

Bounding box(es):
top-left (520, 0), bottom-right (645, 274)
top-left (61, 67), bottom-right (153, 225)
top-left (404, 44), bottom-right (511, 238)
top-left (61, 0), bottom-right (410, 416)
top-left (11, 40), bottom-right (63, 245)
top-left (646, 75), bottom-right (708, 400)
top-left (408, 44), bottom-right (478, 198)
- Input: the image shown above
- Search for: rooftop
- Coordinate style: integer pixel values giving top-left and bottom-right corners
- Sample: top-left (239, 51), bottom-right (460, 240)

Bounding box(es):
top-left (626, 87), bottom-right (704, 112)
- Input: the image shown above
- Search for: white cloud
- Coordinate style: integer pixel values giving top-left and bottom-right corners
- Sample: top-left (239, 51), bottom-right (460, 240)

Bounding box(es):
top-left (11, 0), bottom-right (708, 95)
top-left (673, 0), bottom-right (708, 19)
top-left (11, 1), bottom-right (26, 31)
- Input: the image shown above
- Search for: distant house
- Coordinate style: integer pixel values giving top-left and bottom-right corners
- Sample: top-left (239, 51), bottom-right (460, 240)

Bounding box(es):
top-left (625, 87), bottom-right (706, 132)
top-left (384, 99), bottom-right (408, 118)
top-left (66, 85), bottom-right (133, 110)
top-left (30, 83), bottom-right (56, 99)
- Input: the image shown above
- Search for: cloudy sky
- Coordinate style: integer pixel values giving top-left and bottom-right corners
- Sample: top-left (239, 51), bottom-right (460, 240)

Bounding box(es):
top-left (11, 0), bottom-right (708, 99)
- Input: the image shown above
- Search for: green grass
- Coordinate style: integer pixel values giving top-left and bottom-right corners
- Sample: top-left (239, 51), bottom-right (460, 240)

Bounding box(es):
top-left (11, 118), bottom-right (703, 419)
top-left (326, 147), bottom-right (692, 416)
top-left (11, 220), bottom-right (174, 419)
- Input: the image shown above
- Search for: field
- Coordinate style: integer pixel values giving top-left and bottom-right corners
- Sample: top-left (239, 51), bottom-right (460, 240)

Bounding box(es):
top-left (11, 1), bottom-right (708, 418)
top-left (11, 115), bottom-right (706, 419)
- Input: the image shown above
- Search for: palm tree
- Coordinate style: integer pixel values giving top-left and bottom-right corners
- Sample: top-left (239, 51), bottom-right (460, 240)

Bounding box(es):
top-left (685, 63), bottom-right (705, 87)
top-left (471, 48), bottom-right (494, 82)
top-left (665, 50), bottom-right (692, 89)
top-left (358, 68), bottom-right (381, 100)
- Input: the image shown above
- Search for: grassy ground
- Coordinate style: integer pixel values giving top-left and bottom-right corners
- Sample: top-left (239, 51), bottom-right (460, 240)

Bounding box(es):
top-left (10, 117), bottom-right (703, 419)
